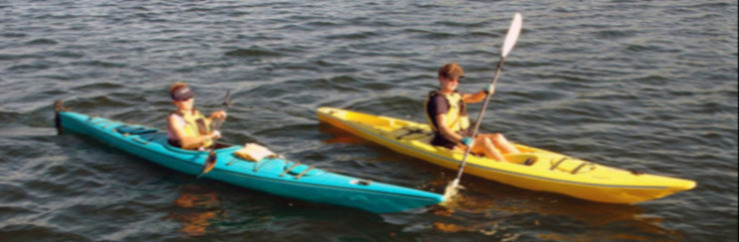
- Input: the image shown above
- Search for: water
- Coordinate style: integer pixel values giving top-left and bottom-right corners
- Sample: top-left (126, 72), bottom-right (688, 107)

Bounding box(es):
top-left (1, 0), bottom-right (737, 241)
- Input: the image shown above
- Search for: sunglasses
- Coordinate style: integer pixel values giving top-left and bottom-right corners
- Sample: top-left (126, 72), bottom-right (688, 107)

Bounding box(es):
top-left (173, 97), bottom-right (193, 102)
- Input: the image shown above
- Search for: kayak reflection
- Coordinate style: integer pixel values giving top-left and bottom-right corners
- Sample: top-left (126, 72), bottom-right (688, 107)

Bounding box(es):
top-left (168, 186), bottom-right (226, 237)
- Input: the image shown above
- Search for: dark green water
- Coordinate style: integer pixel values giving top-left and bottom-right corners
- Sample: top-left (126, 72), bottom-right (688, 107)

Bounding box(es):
top-left (1, 1), bottom-right (737, 241)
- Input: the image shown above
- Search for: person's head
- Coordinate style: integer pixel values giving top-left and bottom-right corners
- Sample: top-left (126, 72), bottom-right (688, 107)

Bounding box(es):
top-left (438, 63), bottom-right (465, 92)
top-left (170, 82), bottom-right (195, 111)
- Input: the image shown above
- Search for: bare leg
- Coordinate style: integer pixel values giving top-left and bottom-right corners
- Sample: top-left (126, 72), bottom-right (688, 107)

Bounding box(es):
top-left (481, 137), bottom-right (506, 162)
top-left (489, 133), bottom-right (520, 154)
top-left (469, 136), bottom-right (506, 161)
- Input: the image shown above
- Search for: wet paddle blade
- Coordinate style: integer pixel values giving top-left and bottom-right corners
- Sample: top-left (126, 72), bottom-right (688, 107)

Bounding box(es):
top-left (442, 179), bottom-right (463, 202)
top-left (197, 152), bottom-right (217, 179)
top-left (223, 90), bottom-right (232, 108)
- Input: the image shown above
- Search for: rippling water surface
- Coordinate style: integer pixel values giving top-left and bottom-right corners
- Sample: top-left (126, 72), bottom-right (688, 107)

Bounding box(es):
top-left (1, 0), bottom-right (737, 241)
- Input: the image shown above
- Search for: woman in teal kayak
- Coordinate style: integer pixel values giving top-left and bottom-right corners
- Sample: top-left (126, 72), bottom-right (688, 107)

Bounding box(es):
top-left (425, 63), bottom-right (520, 162)
top-left (167, 82), bottom-right (227, 150)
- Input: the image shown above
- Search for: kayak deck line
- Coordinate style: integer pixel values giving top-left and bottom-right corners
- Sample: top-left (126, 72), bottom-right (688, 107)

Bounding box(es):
top-left (294, 165), bottom-right (316, 180)
top-left (55, 105), bottom-right (445, 213)
top-left (317, 107), bottom-right (697, 204)
top-left (253, 158), bottom-right (276, 172)
top-left (280, 162), bottom-right (302, 177)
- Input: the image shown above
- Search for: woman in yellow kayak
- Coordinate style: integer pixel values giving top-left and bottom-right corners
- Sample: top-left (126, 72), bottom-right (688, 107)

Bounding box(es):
top-left (425, 63), bottom-right (520, 162)
top-left (167, 82), bottom-right (227, 150)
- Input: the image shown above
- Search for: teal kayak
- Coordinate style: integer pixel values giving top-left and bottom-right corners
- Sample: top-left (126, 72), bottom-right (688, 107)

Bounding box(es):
top-left (55, 103), bottom-right (444, 213)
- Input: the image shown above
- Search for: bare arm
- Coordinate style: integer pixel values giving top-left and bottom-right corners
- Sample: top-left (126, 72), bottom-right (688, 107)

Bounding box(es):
top-left (462, 84), bottom-right (495, 103)
top-left (207, 110), bottom-right (227, 125)
top-left (462, 90), bottom-right (489, 103)
top-left (208, 110), bottom-right (227, 121)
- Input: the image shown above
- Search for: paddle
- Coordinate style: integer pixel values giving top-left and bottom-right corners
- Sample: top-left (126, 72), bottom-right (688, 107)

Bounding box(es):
top-left (196, 90), bottom-right (232, 179)
top-left (443, 13), bottom-right (523, 201)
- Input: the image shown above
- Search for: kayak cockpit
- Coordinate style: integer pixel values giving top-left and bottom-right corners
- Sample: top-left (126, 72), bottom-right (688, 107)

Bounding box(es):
top-left (110, 123), bottom-right (237, 154)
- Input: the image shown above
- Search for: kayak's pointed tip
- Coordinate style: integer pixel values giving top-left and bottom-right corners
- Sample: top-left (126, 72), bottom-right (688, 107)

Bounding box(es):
top-left (437, 195), bottom-right (447, 203)
top-left (680, 180), bottom-right (697, 191)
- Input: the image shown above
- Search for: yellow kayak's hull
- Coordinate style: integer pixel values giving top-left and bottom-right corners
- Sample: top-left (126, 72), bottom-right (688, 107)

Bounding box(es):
top-left (317, 107), bottom-right (696, 204)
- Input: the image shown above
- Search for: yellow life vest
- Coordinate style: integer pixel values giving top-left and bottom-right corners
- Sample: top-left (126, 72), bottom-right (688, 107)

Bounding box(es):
top-left (424, 91), bottom-right (470, 133)
top-left (172, 109), bottom-right (213, 149)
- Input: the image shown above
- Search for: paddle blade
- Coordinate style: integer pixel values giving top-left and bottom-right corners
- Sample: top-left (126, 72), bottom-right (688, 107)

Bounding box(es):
top-left (442, 179), bottom-right (463, 202)
top-left (223, 90), bottom-right (232, 108)
top-left (203, 157), bottom-right (216, 174)
top-left (197, 152), bottom-right (217, 179)
top-left (501, 13), bottom-right (523, 58)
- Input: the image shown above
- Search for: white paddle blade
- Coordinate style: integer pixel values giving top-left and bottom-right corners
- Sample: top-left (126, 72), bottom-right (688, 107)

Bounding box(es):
top-left (501, 13), bottom-right (523, 58)
top-left (442, 185), bottom-right (458, 202)
top-left (442, 179), bottom-right (464, 202)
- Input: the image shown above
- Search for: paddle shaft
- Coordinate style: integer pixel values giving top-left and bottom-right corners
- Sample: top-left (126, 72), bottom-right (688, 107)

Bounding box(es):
top-left (452, 57), bottom-right (506, 181)
top-left (446, 13), bottom-right (522, 192)
top-left (210, 90), bottom-right (232, 132)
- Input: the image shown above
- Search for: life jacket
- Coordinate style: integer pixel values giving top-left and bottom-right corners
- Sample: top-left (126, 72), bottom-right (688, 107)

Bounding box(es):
top-left (168, 109), bottom-right (212, 149)
top-left (424, 90), bottom-right (470, 133)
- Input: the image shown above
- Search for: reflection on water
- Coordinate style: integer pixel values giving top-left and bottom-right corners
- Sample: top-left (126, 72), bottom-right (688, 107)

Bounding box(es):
top-left (167, 185), bottom-right (227, 237)
top-left (431, 183), bottom-right (684, 240)
top-left (318, 123), bottom-right (369, 145)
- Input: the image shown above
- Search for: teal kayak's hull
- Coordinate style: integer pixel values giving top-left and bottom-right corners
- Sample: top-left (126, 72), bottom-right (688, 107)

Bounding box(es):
top-left (58, 111), bottom-right (443, 213)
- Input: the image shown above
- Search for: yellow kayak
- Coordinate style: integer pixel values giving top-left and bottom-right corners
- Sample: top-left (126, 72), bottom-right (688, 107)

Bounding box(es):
top-left (317, 107), bottom-right (696, 204)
